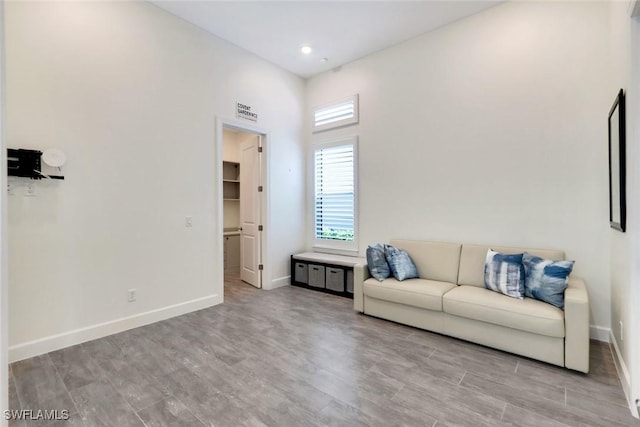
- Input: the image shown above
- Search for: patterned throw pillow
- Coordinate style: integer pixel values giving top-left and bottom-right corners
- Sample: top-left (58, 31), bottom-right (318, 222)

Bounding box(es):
top-left (366, 244), bottom-right (391, 281)
top-left (484, 250), bottom-right (525, 299)
top-left (385, 245), bottom-right (419, 281)
top-left (523, 253), bottom-right (575, 309)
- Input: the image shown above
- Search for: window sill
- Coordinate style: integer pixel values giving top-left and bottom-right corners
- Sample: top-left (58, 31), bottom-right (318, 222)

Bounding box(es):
top-left (312, 245), bottom-right (360, 257)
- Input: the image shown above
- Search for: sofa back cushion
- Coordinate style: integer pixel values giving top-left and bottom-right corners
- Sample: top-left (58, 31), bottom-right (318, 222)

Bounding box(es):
top-left (458, 244), bottom-right (565, 288)
top-left (390, 239), bottom-right (462, 284)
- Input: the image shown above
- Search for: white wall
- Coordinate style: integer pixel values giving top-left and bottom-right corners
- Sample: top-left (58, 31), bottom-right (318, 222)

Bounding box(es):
top-left (306, 1), bottom-right (612, 331)
top-left (631, 10), bottom-right (640, 416)
top-left (610, 0), bottom-right (640, 417)
top-left (5, 1), bottom-right (305, 360)
top-left (608, 0), bottom-right (634, 409)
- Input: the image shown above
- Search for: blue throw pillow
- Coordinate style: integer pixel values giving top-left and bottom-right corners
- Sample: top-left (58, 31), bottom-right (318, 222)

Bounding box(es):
top-left (385, 245), bottom-right (419, 281)
top-left (366, 244), bottom-right (391, 281)
top-left (484, 250), bottom-right (525, 299)
top-left (523, 253), bottom-right (574, 309)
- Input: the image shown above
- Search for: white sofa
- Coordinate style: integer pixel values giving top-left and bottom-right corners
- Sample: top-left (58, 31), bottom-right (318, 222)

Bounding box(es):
top-left (352, 239), bottom-right (590, 373)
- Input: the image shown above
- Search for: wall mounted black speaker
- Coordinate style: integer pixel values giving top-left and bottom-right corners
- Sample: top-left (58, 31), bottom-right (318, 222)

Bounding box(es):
top-left (8, 149), bottom-right (42, 179)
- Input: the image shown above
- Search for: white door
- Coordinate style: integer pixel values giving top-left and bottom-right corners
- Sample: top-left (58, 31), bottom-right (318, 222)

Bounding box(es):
top-left (240, 135), bottom-right (261, 287)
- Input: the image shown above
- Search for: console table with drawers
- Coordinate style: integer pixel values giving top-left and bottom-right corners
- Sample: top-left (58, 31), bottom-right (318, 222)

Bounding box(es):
top-left (290, 252), bottom-right (367, 299)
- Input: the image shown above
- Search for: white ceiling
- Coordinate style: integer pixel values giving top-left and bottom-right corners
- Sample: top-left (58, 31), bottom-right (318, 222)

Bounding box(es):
top-left (150, 1), bottom-right (502, 79)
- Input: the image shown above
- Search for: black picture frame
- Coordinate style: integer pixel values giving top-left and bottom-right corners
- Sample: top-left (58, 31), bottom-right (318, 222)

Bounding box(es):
top-left (608, 89), bottom-right (626, 232)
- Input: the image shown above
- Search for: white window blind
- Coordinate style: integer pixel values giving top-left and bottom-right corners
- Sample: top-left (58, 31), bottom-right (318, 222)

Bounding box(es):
top-left (314, 142), bottom-right (356, 243)
top-left (313, 95), bottom-right (359, 132)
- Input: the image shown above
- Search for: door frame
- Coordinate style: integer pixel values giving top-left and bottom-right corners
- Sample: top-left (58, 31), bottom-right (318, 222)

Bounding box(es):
top-left (215, 117), bottom-right (270, 298)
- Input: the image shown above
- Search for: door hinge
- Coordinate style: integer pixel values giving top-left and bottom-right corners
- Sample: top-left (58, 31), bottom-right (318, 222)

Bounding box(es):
top-left (258, 186), bottom-right (263, 192)
top-left (258, 225), bottom-right (263, 231)
top-left (258, 264), bottom-right (264, 271)
top-left (258, 146), bottom-right (263, 153)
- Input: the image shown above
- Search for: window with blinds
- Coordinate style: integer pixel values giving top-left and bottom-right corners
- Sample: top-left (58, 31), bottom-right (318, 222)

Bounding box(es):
top-left (313, 95), bottom-right (359, 132)
top-left (313, 137), bottom-right (358, 250)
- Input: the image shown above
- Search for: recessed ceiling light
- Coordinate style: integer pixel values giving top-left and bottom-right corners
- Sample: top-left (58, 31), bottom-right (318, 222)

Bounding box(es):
top-left (301, 46), bottom-right (312, 55)
top-left (320, 58), bottom-right (328, 63)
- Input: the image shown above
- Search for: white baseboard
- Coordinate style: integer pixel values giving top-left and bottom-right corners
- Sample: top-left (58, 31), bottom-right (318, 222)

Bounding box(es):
top-left (9, 294), bottom-right (221, 363)
top-left (590, 325), bottom-right (610, 342)
top-left (609, 330), bottom-right (637, 417)
top-left (270, 275), bottom-right (291, 290)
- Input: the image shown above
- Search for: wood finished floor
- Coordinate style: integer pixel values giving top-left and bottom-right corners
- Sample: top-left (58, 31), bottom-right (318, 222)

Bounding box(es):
top-left (8, 273), bottom-right (640, 427)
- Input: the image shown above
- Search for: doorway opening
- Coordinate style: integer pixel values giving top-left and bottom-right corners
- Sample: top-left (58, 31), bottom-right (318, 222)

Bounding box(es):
top-left (219, 120), bottom-right (266, 294)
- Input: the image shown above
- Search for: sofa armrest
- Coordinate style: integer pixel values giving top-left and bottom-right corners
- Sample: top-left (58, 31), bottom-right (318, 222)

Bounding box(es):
top-left (564, 275), bottom-right (590, 373)
top-left (353, 263), bottom-right (370, 312)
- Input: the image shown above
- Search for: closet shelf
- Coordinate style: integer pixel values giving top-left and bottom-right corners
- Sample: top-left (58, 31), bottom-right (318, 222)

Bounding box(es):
top-left (223, 161), bottom-right (240, 199)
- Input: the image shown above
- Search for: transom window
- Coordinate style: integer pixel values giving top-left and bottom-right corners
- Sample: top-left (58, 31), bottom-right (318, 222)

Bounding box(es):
top-left (312, 95), bottom-right (359, 133)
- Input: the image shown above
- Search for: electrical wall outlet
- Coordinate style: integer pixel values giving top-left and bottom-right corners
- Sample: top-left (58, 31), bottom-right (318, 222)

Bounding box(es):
top-left (7, 183), bottom-right (15, 196)
top-left (185, 216), bottom-right (193, 227)
top-left (128, 289), bottom-right (137, 302)
top-left (620, 321), bottom-right (624, 341)
top-left (25, 182), bottom-right (37, 197)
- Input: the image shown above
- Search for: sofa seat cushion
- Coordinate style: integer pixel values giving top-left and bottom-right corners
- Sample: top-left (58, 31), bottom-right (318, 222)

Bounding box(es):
top-left (363, 278), bottom-right (456, 311)
top-left (443, 286), bottom-right (565, 338)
